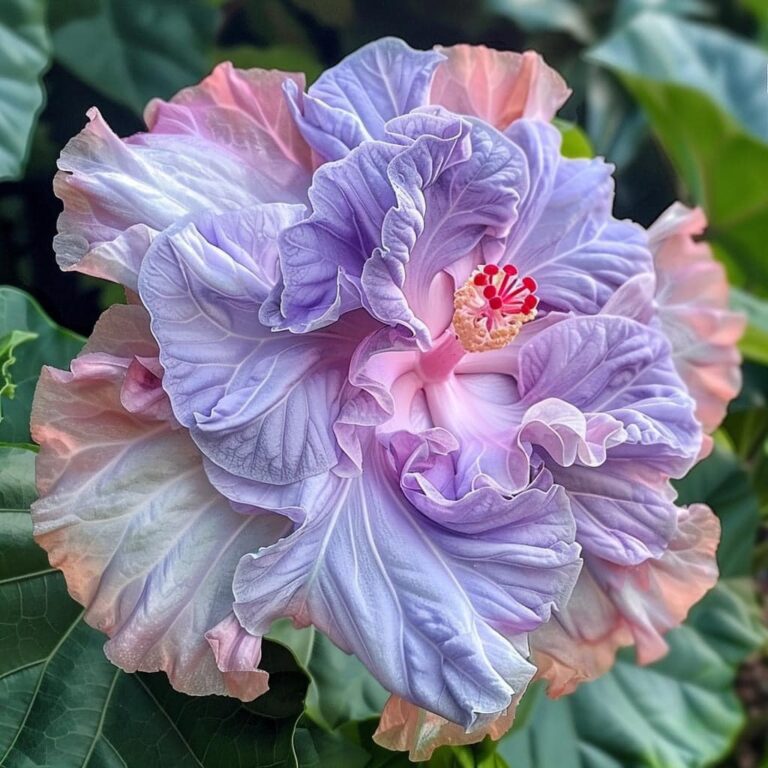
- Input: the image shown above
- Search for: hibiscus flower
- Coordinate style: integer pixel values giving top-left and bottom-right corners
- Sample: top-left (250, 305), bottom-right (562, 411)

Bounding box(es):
top-left (32, 38), bottom-right (742, 759)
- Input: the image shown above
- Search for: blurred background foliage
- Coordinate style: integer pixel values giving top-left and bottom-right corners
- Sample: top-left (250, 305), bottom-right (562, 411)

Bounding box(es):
top-left (0, 1), bottom-right (767, 767)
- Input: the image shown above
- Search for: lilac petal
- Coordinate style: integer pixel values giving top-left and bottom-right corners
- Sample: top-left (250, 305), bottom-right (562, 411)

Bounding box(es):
top-left (362, 114), bottom-right (528, 346)
top-left (517, 316), bottom-right (701, 472)
top-left (31, 305), bottom-right (288, 699)
top-left (139, 206), bottom-right (373, 485)
top-left (55, 65), bottom-right (312, 290)
top-left (424, 370), bottom-right (526, 494)
top-left (517, 315), bottom-right (701, 563)
top-left (548, 461), bottom-right (678, 564)
top-left (600, 272), bottom-right (656, 323)
top-left (232, 433), bottom-right (580, 728)
top-left (273, 140), bottom-right (401, 332)
top-left (501, 120), bottom-right (652, 314)
top-left (286, 38), bottom-right (445, 159)
top-left (532, 503), bottom-right (719, 694)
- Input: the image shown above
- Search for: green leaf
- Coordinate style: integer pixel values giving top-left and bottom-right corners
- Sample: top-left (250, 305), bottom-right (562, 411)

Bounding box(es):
top-left (674, 446), bottom-right (760, 577)
top-left (214, 44), bottom-right (324, 83)
top-left (487, 0), bottom-right (594, 43)
top-left (554, 119), bottom-right (594, 158)
top-left (267, 622), bottom-right (388, 730)
top-left (0, 0), bottom-right (51, 180)
top-left (588, 13), bottom-right (768, 286)
top-left (0, 445), bottom-right (310, 767)
top-left (294, 719), bottom-right (370, 768)
top-left (589, 13), bottom-right (768, 143)
top-left (0, 287), bottom-right (84, 445)
top-left (52, 0), bottom-right (218, 114)
top-left (731, 288), bottom-right (768, 365)
top-left (0, 330), bottom-right (38, 423)
top-left (498, 579), bottom-right (765, 768)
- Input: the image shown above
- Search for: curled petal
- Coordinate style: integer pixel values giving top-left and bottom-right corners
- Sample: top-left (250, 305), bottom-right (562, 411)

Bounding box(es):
top-left (374, 695), bottom-right (516, 761)
top-left (286, 37), bottom-right (445, 160)
top-left (31, 305), bottom-right (287, 699)
top-left (139, 207), bottom-right (373, 486)
top-left (362, 114), bottom-right (528, 346)
top-left (501, 121), bottom-right (652, 315)
top-left (650, 203), bottom-right (745, 432)
top-left (55, 65), bottom-right (311, 290)
top-left (430, 45), bottom-right (570, 128)
top-left (532, 503), bottom-right (720, 694)
top-left (233, 433), bottom-right (580, 728)
top-left (205, 613), bottom-right (269, 701)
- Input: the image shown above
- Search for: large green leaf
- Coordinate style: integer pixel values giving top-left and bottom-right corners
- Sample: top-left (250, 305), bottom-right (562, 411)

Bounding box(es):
top-left (267, 621), bottom-right (388, 730)
top-left (588, 13), bottom-right (768, 286)
top-left (52, 0), bottom-right (217, 114)
top-left (0, 287), bottom-right (84, 445)
top-left (487, 0), bottom-right (594, 42)
top-left (0, 0), bottom-right (51, 180)
top-left (294, 719), bottom-right (369, 768)
top-left (731, 288), bottom-right (768, 366)
top-left (0, 445), bottom-right (311, 768)
top-left (674, 447), bottom-right (760, 577)
top-left (498, 579), bottom-right (766, 768)
top-left (589, 13), bottom-right (768, 142)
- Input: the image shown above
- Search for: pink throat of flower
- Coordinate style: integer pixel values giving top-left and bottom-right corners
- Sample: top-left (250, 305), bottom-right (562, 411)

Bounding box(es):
top-left (452, 263), bottom-right (538, 352)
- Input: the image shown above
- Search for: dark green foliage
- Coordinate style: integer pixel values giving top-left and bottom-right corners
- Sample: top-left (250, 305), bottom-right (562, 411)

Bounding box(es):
top-left (0, 1), bottom-right (766, 766)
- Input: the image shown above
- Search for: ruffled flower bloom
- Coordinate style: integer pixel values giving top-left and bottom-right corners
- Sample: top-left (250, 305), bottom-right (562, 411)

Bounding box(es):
top-left (32, 38), bottom-right (743, 759)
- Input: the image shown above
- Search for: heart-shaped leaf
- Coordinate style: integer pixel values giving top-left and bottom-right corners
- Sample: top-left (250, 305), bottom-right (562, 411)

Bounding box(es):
top-left (0, 445), bottom-right (311, 768)
top-left (52, 0), bottom-right (217, 114)
top-left (589, 13), bottom-right (768, 285)
top-left (498, 578), bottom-right (766, 768)
top-left (0, 0), bottom-right (51, 180)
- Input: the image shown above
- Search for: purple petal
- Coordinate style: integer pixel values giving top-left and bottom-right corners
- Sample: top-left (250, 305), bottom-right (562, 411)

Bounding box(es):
top-left (501, 120), bottom-right (652, 314)
top-left (273, 140), bottom-right (401, 332)
top-left (139, 207), bottom-right (374, 485)
top-left (286, 38), bottom-right (445, 160)
top-left (31, 304), bottom-right (287, 699)
top-left (362, 114), bottom-right (528, 346)
top-left (517, 315), bottom-right (701, 563)
top-left (232, 432), bottom-right (580, 728)
top-left (55, 65), bottom-right (312, 290)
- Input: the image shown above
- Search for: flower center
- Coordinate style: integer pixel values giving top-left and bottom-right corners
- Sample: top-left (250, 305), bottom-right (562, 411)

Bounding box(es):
top-left (452, 264), bottom-right (538, 352)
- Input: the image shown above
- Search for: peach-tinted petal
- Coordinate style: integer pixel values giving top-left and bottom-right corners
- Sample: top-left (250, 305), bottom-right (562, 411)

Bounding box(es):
top-left (31, 304), bottom-right (288, 700)
top-left (55, 64), bottom-right (312, 291)
top-left (373, 695), bottom-right (516, 761)
top-left (205, 612), bottom-right (270, 701)
top-left (145, 62), bottom-right (312, 192)
top-left (650, 203), bottom-right (746, 432)
top-left (532, 503), bottom-right (720, 695)
top-left (430, 45), bottom-right (570, 129)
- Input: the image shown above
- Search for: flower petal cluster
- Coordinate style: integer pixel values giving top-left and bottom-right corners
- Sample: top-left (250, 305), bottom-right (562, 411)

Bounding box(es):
top-left (32, 38), bottom-right (742, 758)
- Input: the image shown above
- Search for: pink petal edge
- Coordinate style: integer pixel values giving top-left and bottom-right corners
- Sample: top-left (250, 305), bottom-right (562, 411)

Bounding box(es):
top-left (430, 45), bottom-right (570, 129)
top-left (650, 203), bottom-right (746, 433)
top-left (31, 304), bottom-right (280, 700)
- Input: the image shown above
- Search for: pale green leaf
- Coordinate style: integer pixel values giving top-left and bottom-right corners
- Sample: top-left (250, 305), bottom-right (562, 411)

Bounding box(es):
top-left (0, 0), bottom-right (51, 180)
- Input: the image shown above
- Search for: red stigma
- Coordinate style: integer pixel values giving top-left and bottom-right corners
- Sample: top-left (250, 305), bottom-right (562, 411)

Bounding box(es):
top-left (453, 262), bottom-right (540, 352)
